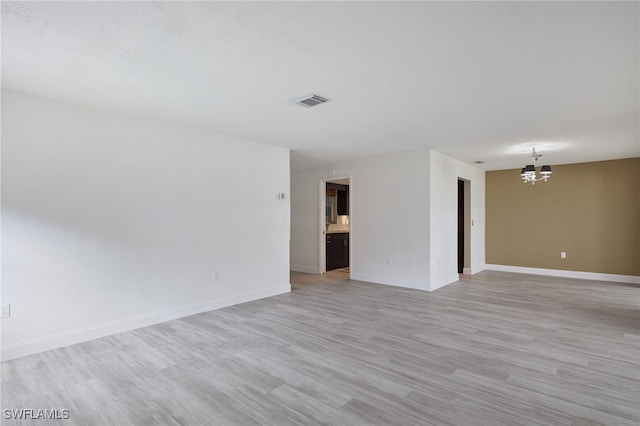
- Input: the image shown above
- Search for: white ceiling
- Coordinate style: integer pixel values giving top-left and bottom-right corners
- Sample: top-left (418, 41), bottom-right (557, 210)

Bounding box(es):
top-left (2, 1), bottom-right (638, 170)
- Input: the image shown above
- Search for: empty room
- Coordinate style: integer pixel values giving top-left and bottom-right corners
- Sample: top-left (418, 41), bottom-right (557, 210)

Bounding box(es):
top-left (2, 1), bottom-right (639, 425)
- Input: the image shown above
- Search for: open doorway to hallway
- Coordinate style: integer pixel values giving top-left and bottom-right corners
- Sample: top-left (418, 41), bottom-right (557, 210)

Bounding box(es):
top-left (322, 177), bottom-right (351, 278)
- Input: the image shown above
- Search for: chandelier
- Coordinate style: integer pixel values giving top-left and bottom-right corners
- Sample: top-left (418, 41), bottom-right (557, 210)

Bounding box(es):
top-left (520, 148), bottom-right (552, 185)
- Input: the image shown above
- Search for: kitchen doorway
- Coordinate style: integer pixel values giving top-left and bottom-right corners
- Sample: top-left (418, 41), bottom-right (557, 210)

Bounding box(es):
top-left (320, 177), bottom-right (351, 279)
top-left (458, 178), bottom-right (471, 275)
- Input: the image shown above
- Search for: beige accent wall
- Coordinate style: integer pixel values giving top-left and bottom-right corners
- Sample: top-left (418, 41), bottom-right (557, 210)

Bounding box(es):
top-left (486, 158), bottom-right (640, 276)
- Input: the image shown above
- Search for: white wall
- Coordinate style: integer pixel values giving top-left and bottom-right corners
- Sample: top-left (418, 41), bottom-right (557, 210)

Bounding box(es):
top-left (291, 150), bottom-right (485, 292)
top-left (291, 151), bottom-right (431, 290)
top-left (429, 150), bottom-right (485, 290)
top-left (1, 90), bottom-right (291, 361)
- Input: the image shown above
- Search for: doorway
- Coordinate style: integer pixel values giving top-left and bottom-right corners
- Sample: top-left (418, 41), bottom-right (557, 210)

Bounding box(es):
top-left (320, 177), bottom-right (351, 278)
top-left (458, 179), bottom-right (471, 274)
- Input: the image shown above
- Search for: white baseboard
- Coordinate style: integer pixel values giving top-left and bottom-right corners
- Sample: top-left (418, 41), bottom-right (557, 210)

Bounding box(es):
top-left (1, 284), bottom-right (291, 362)
top-left (350, 273), bottom-right (430, 292)
top-left (485, 264), bottom-right (640, 284)
top-left (290, 265), bottom-right (320, 274)
top-left (430, 274), bottom-right (460, 291)
top-left (352, 273), bottom-right (460, 292)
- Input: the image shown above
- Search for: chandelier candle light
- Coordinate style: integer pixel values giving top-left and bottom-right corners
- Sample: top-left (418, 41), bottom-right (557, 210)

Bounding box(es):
top-left (520, 148), bottom-right (552, 185)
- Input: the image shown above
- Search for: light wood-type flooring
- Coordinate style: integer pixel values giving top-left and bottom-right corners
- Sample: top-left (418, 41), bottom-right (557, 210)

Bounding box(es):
top-left (2, 271), bottom-right (639, 425)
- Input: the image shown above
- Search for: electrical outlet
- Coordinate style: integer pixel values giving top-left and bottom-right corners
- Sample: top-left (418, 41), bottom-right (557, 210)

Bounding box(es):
top-left (214, 272), bottom-right (220, 282)
top-left (1, 304), bottom-right (10, 318)
top-left (385, 257), bottom-right (391, 265)
top-left (561, 252), bottom-right (567, 259)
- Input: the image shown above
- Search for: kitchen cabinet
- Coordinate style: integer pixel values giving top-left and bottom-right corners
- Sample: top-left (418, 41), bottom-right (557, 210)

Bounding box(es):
top-left (337, 186), bottom-right (349, 215)
top-left (327, 183), bottom-right (349, 216)
top-left (326, 232), bottom-right (349, 270)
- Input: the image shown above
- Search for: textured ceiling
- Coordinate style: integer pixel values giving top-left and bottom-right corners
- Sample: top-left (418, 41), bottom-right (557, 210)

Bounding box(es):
top-left (2, 1), bottom-right (638, 170)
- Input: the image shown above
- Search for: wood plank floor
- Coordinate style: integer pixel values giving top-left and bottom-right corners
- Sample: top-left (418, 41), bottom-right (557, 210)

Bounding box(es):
top-left (2, 271), bottom-right (639, 425)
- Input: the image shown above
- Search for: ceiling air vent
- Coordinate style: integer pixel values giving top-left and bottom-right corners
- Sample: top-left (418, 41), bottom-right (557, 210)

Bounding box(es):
top-left (295, 94), bottom-right (329, 108)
